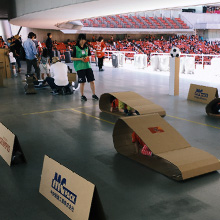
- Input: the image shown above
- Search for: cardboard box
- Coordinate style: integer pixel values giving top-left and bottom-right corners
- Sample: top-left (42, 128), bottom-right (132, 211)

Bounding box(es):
top-left (206, 98), bottom-right (220, 117)
top-left (99, 91), bottom-right (166, 117)
top-left (68, 73), bottom-right (77, 83)
top-left (0, 49), bottom-right (11, 79)
top-left (0, 62), bottom-right (3, 87)
top-left (188, 84), bottom-right (218, 104)
top-left (39, 155), bottom-right (105, 220)
top-left (113, 114), bottom-right (220, 180)
top-left (0, 122), bottom-right (26, 166)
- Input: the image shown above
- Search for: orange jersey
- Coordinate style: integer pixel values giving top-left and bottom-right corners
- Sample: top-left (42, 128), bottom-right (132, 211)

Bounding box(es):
top-left (96, 41), bottom-right (105, 58)
top-left (132, 132), bottom-right (145, 147)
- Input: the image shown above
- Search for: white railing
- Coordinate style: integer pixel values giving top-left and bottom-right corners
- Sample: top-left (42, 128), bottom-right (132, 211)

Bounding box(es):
top-left (150, 52), bottom-right (220, 66)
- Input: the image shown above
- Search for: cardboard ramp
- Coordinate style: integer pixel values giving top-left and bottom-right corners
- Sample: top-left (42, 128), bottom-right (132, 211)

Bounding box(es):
top-left (113, 114), bottom-right (220, 180)
top-left (99, 91), bottom-right (166, 117)
top-left (206, 98), bottom-right (220, 118)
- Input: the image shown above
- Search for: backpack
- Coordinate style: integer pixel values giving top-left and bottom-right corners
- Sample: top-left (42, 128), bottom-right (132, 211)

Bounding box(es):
top-left (19, 46), bottom-right (26, 61)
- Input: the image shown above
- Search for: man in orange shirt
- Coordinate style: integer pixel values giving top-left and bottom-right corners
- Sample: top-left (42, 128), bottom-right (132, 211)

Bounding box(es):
top-left (95, 36), bottom-right (106, 71)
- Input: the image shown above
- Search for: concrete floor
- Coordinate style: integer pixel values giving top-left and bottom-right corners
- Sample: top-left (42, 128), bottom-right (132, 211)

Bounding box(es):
top-left (0, 62), bottom-right (220, 220)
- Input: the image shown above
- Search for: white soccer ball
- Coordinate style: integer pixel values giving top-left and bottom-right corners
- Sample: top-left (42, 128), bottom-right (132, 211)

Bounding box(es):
top-left (170, 47), bottom-right (181, 58)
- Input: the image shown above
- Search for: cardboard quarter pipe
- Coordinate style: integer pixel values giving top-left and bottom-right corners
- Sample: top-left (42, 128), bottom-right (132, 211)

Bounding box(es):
top-left (112, 114), bottom-right (220, 181)
top-left (99, 91), bottom-right (166, 117)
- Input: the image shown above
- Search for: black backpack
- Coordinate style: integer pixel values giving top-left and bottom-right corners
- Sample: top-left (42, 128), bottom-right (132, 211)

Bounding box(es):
top-left (19, 46), bottom-right (26, 61)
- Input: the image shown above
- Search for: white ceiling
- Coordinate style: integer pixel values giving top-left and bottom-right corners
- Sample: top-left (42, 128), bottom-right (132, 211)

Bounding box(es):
top-left (10, 0), bottom-right (220, 30)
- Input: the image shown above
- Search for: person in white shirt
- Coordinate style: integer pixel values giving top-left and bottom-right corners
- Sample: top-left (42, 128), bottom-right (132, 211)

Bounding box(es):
top-left (45, 57), bottom-right (69, 94)
top-left (7, 48), bottom-right (17, 77)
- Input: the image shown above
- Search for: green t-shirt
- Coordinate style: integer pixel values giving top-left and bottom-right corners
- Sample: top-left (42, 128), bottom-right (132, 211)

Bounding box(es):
top-left (73, 46), bottom-right (91, 72)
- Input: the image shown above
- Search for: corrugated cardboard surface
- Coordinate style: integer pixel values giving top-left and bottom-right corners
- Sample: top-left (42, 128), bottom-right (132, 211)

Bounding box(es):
top-left (169, 57), bottom-right (180, 96)
top-left (0, 49), bottom-right (11, 78)
top-left (0, 123), bottom-right (15, 166)
top-left (188, 84), bottom-right (218, 104)
top-left (68, 73), bottom-right (77, 83)
top-left (113, 114), bottom-right (220, 180)
top-left (99, 91), bottom-right (166, 117)
top-left (39, 155), bottom-right (95, 220)
top-left (0, 62), bottom-right (3, 87)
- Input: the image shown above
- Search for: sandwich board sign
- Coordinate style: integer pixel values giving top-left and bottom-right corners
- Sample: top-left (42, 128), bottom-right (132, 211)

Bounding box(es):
top-left (113, 114), bottom-right (220, 181)
top-left (0, 122), bottom-right (26, 166)
top-left (188, 84), bottom-right (218, 104)
top-left (39, 155), bottom-right (105, 220)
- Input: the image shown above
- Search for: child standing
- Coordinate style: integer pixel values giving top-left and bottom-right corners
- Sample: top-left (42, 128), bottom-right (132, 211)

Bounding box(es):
top-left (39, 48), bottom-right (50, 79)
top-left (8, 48), bottom-right (17, 77)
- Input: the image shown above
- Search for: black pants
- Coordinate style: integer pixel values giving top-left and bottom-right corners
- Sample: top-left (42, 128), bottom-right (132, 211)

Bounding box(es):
top-left (98, 57), bottom-right (104, 70)
top-left (26, 58), bottom-right (40, 79)
top-left (15, 57), bottom-right (21, 69)
top-left (45, 77), bottom-right (57, 90)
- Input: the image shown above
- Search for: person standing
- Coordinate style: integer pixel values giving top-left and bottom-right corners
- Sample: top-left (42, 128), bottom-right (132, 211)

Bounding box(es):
top-left (23, 32), bottom-right (40, 79)
top-left (46, 33), bottom-right (53, 62)
top-left (12, 35), bottom-right (22, 73)
top-left (95, 36), bottom-right (106, 71)
top-left (72, 34), bottom-right (99, 101)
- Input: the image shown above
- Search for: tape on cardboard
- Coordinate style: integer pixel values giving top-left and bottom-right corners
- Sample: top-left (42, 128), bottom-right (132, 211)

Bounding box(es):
top-left (188, 84), bottom-right (218, 104)
top-left (39, 155), bottom-right (105, 220)
top-left (99, 91), bottom-right (166, 117)
top-left (113, 114), bottom-right (220, 180)
top-left (0, 122), bottom-right (26, 166)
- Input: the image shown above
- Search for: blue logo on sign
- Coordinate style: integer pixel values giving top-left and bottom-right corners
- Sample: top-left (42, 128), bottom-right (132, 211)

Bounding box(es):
top-left (51, 173), bottom-right (77, 205)
top-left (194, 89), bottom-right (208, 99)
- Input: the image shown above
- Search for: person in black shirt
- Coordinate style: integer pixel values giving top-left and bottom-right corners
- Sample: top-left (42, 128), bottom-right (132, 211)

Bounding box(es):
top-left (46, 33), bottom-right (53, 62)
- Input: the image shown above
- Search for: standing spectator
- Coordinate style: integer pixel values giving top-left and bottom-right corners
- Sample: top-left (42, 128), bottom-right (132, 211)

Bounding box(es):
top-left (7, 48), bottom-right (17, 77)
top-left (46, 33), bottom-right (53, 62)
top-left (23, 32), bottom-right (40, 79)
top-left (12, 35), bottom-right (22, 73)
top-left (95, 36), bottom-right (106, 71)
top-left (72, 34), bottom-right (99, 101)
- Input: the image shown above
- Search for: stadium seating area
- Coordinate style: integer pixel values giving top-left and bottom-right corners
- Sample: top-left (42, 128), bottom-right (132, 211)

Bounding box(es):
top-left (81, 14), bottom-right (190, 29)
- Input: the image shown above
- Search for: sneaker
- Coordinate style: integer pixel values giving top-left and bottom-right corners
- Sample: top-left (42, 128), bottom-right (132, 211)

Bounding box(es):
top-left (92, 94), bottom-right (99, 100)
top-left (81, 95), bottom-right (87, 101)
top-left (99, 68), bottom-right (104, 71)
top-left (135, 110), bottom-right (140, 115)
top-left (51, 90), bottom-right (59, 95)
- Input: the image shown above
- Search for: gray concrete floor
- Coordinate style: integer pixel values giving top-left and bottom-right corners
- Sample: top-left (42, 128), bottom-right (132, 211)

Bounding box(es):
top-left (0, 62), bottom-right (220, 220)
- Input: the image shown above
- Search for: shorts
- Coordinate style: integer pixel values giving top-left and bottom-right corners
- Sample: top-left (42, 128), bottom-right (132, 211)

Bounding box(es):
top-left (39, 63), bottom-right (50, 74)
top-left (77, 68), bottom-right (95, 83)
top-left (10, 62), bottom-right (16, 66)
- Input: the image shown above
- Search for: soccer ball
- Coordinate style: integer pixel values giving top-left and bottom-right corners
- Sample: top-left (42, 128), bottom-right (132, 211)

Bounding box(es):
top-left (170, 47), bottom-right (181, 58)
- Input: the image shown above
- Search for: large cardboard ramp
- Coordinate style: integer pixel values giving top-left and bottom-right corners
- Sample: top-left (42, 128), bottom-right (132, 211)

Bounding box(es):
top-left (188, 84), bottom-right (218, 104)
top-left (113, 114), bottom-right (220, 180)
top-left (39, 155), bottom-right (105, 220)
top-left (99, 91), bottom-right (166, 117)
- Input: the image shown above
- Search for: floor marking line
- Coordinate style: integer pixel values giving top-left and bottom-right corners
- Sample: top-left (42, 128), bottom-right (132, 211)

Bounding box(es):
top-left (167, 115), bottom-right (220, 130)
top-left (22, 105), bottom-right (98, 116)
top-left (70, 108), bottom-right (115, 125)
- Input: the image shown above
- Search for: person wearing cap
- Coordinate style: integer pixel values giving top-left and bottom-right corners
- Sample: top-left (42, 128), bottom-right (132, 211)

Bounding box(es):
top-left (23, 32), bottom-right (40, 79)
top-left (44, 57), bottom-right (69, 95)
top-left (72, 34), bottom-right (99, 101)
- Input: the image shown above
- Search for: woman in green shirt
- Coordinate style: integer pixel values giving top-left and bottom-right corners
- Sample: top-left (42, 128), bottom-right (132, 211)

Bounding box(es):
top-left (72, 34), bottom-right (99, 101)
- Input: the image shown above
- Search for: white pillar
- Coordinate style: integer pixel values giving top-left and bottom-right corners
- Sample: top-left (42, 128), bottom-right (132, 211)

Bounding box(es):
top-left (169, 57), bottom-right (180, 96)
top-left (0, 20), bottom-right (12, 41)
